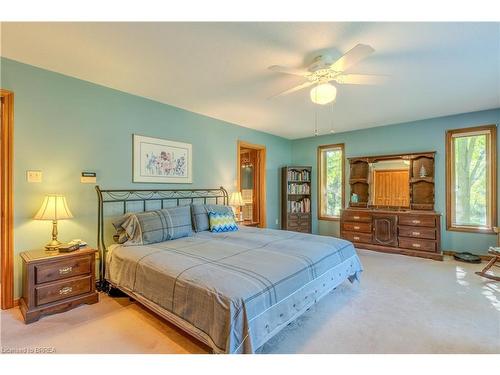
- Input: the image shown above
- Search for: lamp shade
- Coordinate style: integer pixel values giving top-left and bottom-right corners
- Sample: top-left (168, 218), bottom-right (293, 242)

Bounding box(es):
top-left (229, 191), bottom-right (244, 207)
top-left (34, 194), bottom-right (73, 220)
top-left (310, 83), bottom-right (337, 105)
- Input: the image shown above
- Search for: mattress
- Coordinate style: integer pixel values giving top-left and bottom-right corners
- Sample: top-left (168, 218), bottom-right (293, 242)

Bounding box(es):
top-left (106, 226), bottom-right (363, 353)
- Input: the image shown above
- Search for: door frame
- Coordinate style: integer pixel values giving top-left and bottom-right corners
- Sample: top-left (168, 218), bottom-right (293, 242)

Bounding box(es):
top-left (1, 89), bottom-right (14, 310)
top-left (237, 140), bottom-right (266, 228)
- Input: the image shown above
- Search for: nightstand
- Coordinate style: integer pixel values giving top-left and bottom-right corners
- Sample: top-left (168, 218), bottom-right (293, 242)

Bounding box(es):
top-left (240, 220), bottom-right (260, 227)
top-left (19, 247), bottom-right (99, 324)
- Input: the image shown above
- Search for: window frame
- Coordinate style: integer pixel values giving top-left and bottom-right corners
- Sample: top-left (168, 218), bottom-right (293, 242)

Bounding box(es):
top-left (317, 143), bottom-right (345, 221)
top-left (445, 124), bottom-right (497, 234)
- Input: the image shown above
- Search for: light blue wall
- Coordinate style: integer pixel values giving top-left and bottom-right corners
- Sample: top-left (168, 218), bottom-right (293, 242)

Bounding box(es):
top-left (291, 109), bottom-right (500, 254)
top-left (0, 58), bottom-right (292, 298)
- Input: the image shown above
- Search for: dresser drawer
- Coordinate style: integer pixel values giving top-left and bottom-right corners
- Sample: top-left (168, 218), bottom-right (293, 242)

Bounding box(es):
top-left (399, 238), bottom-right (436, 252)
top-left (342, 211), bottom-right (372, 222)
top-left (343, 231), bottom-right (372, 244)
top-left (35, 256), bottom-right (92, 284)
top-left (343, 222), bottom-right (372, 233)
top-left (398, 215), bottom-right (436, 227)
top-left (35, 276), bottom-right (92, 306)
top-left (398, 226), bottom-right (436, 240)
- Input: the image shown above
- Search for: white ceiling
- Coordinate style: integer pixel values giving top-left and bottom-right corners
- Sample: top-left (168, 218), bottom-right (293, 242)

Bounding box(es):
top-left (1, 22), bottom-right (499, 139)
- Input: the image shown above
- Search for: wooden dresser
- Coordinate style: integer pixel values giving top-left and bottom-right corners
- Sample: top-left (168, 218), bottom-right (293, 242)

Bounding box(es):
top-left (341, 151), bottom-right (442, 260)
top-left (341, 209), bottom-right (442, 260)
top-left (20, 247), bottom-right (99, 323)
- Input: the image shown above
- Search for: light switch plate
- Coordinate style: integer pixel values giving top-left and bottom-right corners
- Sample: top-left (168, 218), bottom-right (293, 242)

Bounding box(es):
top-left (26, 170), bottom-right (42, 183)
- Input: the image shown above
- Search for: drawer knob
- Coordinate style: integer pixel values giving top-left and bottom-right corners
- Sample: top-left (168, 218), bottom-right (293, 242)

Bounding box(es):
top-left (412, 220), bottom-right (421, 224)
top-left (353, 216), bottom-right (360, 220)
top-left (59, 286), bottom-right (73, 295)
top-left (412, 232), bottom-right (421, 236)
top-left (353, 236), bottom-right (360, 241)
top-left (353, 226), bottom-right (360, 230)
top-left (59, 266), bottom-right (73, 275)
top-left (412, 243), bottom-right (421, 248)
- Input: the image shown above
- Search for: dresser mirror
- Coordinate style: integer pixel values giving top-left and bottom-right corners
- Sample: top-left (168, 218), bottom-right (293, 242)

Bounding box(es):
top-left (369, 159), bottom-right (410, 208)
top-left (348, 151), bottom-right (435, 211)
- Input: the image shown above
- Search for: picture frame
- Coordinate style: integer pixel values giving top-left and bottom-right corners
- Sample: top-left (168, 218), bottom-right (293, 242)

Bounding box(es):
top-left (133, 134), bottom-right (192, 183)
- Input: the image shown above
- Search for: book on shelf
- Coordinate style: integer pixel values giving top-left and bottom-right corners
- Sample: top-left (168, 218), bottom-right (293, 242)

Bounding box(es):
top-left (287, 169), bottom-right (310, 182)
top-left (288, 183), bottom-right (310, 194)
top-left (288, 198), bottom-right (311, 214)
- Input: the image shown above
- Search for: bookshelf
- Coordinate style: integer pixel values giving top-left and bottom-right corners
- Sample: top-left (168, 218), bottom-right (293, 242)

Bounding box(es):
top-left (281, 166), bottom-right (312, 233)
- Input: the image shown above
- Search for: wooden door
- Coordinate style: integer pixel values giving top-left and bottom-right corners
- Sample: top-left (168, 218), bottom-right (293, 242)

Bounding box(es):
top-left (373, 214), bottom-right (398, 247)
top-left (373, 169), bottom-right (409, 206)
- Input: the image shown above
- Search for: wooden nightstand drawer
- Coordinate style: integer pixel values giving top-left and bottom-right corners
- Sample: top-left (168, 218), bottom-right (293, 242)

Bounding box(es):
top-left (35, 256), bottom-right (91, 284)
top-left (35, 275), bottom-right (92, 306)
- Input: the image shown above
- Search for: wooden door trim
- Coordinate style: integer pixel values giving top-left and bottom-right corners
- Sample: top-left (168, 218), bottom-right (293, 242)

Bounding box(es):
top-left (1, 89), bottom-right (14, 310)
top-left (237, 141), bottom-right (266, 228)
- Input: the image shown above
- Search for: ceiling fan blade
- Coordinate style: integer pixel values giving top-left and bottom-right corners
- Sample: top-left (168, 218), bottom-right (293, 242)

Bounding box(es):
top-left (330, 44), bottom-right (375, 72)
top-left (268, 65), bottom-right (310, 77)
top-left (270, 81), bottom-right (315, 98)
top-left (334, 73), bottom-right (386, 85)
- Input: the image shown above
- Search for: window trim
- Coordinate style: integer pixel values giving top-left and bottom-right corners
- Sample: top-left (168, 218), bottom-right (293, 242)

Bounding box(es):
top-left (445, 124), bottom-right (497, 234)
top-left (317, 143), bottom-right (345, 221)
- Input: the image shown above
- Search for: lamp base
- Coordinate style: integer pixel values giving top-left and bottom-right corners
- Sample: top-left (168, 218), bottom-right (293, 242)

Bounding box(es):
top-left (45, 239), bottom-right (62, 251)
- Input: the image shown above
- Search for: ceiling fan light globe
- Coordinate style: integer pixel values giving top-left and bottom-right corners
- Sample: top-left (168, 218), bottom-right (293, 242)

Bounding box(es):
top-left (310, 83), bottom-right (337, 105)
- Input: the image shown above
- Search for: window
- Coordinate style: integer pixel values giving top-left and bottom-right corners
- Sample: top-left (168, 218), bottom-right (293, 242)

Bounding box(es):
top-left (446, 125), bottom-right (497, 233)
top-left (318, 144), bottom-right (344, 220)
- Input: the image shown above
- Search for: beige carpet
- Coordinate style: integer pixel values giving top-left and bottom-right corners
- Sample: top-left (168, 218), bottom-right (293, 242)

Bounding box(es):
top-left (1, 250), bottom-right (499, 354)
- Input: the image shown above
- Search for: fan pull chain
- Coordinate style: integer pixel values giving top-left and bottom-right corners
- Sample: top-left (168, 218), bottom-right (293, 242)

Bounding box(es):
top-left (330, 100), bottom-right (335, 134)
top-left (314, 87), bottom-right (319, 136)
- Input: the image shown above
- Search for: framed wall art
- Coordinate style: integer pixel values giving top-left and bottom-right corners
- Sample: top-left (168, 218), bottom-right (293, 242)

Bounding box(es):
top-left (133, 134), bottom-right (192, 183)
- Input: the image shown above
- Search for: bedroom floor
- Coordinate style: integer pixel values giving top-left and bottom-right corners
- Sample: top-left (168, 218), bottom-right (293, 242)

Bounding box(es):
top-left (1, 249), bottom-right (499, 354)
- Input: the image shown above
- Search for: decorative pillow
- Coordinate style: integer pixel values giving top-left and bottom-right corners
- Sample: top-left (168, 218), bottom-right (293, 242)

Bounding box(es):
top-left (208, 211), bottom-right (238, 233)
top-left (112, 213), bottom-right (141, 245)
top-left (114, 205), bottom-right (192, 245)
top-left (191, 204), bottom-right (234, 232)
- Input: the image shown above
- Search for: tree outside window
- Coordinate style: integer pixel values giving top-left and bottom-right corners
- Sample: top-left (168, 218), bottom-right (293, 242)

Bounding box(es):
top-left (447, 125), bottom-right (497, 233)
top-left (318, 144), bottom-right (344, 219)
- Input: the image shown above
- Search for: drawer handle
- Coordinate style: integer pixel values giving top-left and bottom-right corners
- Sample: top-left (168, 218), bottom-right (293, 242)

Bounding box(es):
top-left (412, 232), bottom-right (421, 236)
top-left (353, 236), bottom-right (360, 241)
top-left (353, 226), bottom-right (360, 230)
top-left (412, 220), bottom-right (421, 224)
top-left (59, 266), bottom-right (73, 275)
top-left (412, 243), bottom-right (421, 248)
top-left (59, 286), bottom-right (73, 295)
top-left (353, 216), bottom-right (360, 220)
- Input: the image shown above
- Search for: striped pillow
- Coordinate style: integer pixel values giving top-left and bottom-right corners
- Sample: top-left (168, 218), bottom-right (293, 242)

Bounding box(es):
top-left (116, 205), bottom-right (193, 245)
top-left (208, 211), bottom-right (239, 233)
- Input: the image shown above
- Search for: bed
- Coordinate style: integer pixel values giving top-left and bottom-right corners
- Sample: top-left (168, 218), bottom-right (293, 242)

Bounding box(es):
top-left (96, 186), bottom-right (363, 354)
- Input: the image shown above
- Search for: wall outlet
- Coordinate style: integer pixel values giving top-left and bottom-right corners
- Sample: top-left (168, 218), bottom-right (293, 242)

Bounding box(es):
top-left (275, 219), bottom-right (279, 225)
top-left (26, 170), bottom-right (42, 183)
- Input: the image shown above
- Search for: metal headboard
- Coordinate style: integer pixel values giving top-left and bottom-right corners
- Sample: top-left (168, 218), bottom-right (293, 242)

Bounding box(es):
top-left (95, 185), bottom-right (229, 290)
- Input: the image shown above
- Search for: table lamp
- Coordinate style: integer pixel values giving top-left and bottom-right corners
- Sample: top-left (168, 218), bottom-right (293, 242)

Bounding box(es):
top-left (34, 194), bottom-right (73, 250)
top-left (229, 191), bottom-right (244, 221)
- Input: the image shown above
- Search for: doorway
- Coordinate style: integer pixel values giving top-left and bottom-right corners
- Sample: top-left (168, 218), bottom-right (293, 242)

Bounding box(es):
top-left (1, 89), bottom-right (14, 310)
top-left (237, 141), bottom-right (266, 228)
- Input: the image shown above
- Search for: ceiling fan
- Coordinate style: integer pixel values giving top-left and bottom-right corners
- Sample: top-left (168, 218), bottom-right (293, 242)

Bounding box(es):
top-left (269, 43), bottom-right (384, 105)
